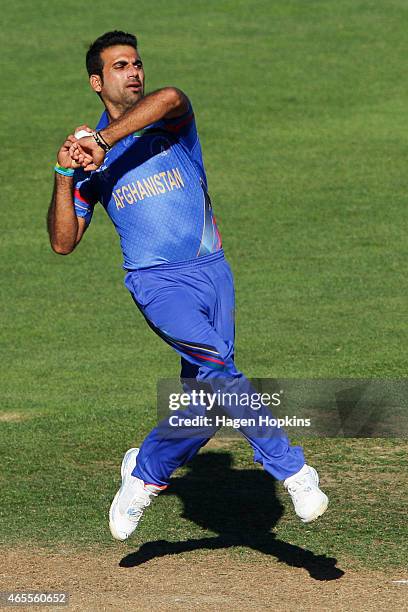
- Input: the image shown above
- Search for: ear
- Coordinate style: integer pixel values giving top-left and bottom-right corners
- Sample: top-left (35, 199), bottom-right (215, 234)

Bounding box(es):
top-left (90, 74), bottom-right (102, 93)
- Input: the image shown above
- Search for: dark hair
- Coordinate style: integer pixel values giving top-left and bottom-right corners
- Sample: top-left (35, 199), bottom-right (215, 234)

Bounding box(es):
top-left (86, 30), bottom-right (138, 78)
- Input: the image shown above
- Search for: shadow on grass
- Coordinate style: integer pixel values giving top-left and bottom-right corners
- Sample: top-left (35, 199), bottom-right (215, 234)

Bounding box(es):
top-left (120, 452), bottom-right (344, 581)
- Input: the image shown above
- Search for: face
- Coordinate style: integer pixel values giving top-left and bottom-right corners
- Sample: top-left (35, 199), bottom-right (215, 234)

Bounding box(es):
top-left (90, 45), bottom-right (145, 113)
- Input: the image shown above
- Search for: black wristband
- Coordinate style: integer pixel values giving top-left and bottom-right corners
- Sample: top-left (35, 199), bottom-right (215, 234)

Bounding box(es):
top-left (92, 131), bottom-right (112, 153)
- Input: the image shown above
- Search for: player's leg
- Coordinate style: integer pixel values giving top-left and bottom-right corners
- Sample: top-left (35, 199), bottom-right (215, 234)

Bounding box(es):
top-left (193, 257), bottom-right (306, 480)
top-left (197, 257), bottom-right (328, 522)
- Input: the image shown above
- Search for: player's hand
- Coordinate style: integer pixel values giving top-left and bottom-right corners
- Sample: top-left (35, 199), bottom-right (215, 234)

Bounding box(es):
top-left (57, 135), bottom-right (82, 169)
top-left (57, 126), bottom-right (94, 169)
top-left (69, 135), bottom-right (106, 172)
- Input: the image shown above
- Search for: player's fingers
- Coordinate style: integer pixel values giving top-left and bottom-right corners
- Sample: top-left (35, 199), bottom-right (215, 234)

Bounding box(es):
top-left (81, 156), bottom-right (94, 167)
top-left (67, 134), bottom-right (77, 143)
top-left (69, 143), bottom-right (81, 158)
top-left (69, 142), bottom-right (94, 168)
top-left (70, 159), bottom-right (81, 169)
top-left (79, 151), bottom-right (93, 164)
top-left (83, 163), bottom-right (99, 172)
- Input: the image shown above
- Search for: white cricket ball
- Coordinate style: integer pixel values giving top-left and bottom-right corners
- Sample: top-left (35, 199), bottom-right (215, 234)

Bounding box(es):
top-left (74, 129), bottom-right (93, 139)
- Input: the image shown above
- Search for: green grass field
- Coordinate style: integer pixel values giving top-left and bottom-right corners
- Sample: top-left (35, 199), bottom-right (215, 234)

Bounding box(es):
top-left (1, 0), bottom-right (407, 578)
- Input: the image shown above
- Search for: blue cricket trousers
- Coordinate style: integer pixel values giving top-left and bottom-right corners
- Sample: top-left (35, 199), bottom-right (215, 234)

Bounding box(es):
top-left (125, 250), bottom-right (305, 486)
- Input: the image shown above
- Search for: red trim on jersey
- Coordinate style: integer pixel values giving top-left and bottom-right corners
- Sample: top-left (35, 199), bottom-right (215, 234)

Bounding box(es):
top-left (74, 187), bottom-right (90, 206)
top-left (186, 350), bottom-right (225, 366)
top-left (165, 113), bottom-right (194, 133)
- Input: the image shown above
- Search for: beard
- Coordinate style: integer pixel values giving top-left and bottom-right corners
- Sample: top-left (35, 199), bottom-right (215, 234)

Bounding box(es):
top-left (122, 86), bottom-right (144, 108)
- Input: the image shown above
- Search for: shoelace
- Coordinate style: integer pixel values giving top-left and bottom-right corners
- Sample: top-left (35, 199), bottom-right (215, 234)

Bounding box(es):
top-left (127, 490), bottom-right (155, 523)
top-left (287, 476), bottom-right (314, 499)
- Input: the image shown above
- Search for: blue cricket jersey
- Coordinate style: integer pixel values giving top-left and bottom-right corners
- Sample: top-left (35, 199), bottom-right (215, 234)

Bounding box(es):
top-left (73, 99), bottom-right (222, 269)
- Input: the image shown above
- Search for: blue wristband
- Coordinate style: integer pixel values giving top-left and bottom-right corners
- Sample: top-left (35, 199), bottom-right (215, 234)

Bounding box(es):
top-left (54, 163), bottom-right (75, 177)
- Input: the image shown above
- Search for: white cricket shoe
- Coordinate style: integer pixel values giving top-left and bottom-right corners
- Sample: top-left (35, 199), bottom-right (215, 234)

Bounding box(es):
top-left (284, 464), bottom-right (329, 523)
top-left (109, 448), bottom-right (163, 541)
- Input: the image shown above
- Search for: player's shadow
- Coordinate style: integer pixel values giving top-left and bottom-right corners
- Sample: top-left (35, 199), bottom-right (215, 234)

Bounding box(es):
top-left (120, 451), bottom-right (344, 581)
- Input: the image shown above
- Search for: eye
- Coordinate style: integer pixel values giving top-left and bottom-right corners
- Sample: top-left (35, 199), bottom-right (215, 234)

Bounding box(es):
top-left (135, 60), bottom-right (143, 69)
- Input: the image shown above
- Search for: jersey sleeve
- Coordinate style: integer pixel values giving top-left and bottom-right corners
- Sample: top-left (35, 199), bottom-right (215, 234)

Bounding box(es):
top-left (162, 98), bottom-right (208, 187)
top-left (162, 99), bottom-right (197, 151)
top-left (73, 169), bottom-right (98, 226)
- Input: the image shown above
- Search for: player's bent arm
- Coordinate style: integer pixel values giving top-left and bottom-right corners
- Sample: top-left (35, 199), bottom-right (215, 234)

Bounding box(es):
top-left (47, 174), bottom-right (87, 255)
top-left (71, 89), bottom-right (189, 171)
top-left (101, 87), bottom-right (189, 147)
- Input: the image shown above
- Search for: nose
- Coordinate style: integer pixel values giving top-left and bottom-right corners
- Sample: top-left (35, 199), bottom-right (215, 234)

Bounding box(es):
top-left (128, 64), bottom-right (141, 80)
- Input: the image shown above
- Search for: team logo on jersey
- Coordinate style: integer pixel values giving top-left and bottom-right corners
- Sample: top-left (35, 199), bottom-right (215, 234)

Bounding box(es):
top-left (150, 135), bottom-right (172, 157)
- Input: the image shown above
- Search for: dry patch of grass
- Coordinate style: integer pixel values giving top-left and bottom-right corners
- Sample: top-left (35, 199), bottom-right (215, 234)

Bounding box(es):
top-left (0, 412), bottom-right (34, 423)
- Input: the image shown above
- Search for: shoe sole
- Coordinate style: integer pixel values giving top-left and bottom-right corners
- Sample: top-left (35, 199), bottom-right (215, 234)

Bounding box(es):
top-left (301, 494), bottom-right (329, 523)
top-left (109, 448), bottom-right (139, 541)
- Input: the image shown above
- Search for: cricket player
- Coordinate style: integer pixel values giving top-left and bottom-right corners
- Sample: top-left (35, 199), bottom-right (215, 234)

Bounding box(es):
top-left (47, 31), bottom-right (328, 541)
